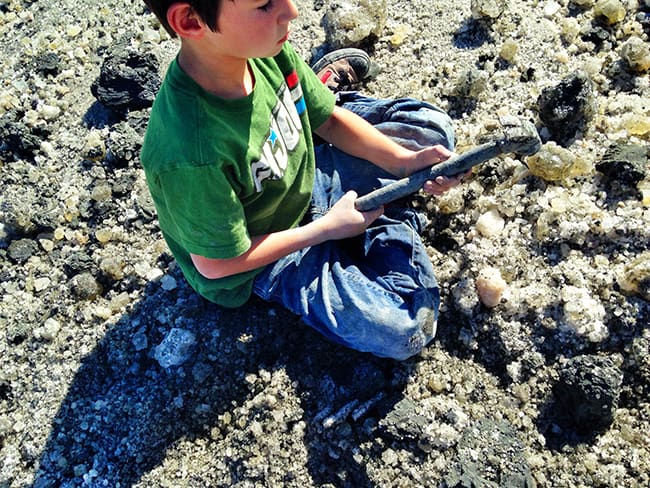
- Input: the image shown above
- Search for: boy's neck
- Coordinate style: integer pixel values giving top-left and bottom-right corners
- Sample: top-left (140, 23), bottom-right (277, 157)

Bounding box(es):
top-left (178, 44), bottom-right (254, 99)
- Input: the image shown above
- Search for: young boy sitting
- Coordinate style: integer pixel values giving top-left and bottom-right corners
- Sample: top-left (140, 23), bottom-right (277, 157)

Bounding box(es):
top-left (140, 0), bottom-right (462, 360)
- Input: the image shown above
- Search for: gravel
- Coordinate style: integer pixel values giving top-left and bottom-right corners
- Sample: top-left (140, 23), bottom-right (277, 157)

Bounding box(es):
top-left (1, 0), bottom-right (649, 486)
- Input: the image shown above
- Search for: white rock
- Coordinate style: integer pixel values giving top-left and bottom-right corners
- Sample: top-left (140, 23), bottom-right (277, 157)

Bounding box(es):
top-left (476, 209), bottom-right (505, 237)
top-left (476, 267), bottom-right (508, 307)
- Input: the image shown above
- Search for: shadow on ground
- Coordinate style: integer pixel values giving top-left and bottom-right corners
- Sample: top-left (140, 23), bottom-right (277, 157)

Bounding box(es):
top-left (34, 266), bottom-right (413, 487)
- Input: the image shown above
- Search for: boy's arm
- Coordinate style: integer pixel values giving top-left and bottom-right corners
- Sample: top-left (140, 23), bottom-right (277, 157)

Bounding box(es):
top-left (191, 191), bottom-right (382, 279)
top-left (314, 106), bottom-right (462, 195)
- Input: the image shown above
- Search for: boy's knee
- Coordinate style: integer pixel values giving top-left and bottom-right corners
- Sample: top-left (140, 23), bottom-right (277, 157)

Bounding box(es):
top-left (371, 307), bottom-right (438, 361)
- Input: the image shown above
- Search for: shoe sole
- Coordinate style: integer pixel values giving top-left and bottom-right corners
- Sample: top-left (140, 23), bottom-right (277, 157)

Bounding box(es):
top-left (311, 48), bottom-right (372, 79)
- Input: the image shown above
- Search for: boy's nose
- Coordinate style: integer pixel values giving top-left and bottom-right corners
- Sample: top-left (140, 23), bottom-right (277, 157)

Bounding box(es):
top-left (281, 0), bottom-right (299, 23)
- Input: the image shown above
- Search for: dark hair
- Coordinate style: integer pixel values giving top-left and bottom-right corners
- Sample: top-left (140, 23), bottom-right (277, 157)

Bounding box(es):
top-left (143, 0), bottom-right (223, 38)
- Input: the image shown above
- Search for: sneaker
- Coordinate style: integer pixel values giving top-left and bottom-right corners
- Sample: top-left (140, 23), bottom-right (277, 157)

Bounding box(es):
top-left (311, 48), bottom-right (373, 92)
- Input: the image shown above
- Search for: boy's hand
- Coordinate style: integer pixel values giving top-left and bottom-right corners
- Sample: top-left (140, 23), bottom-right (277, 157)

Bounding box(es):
top-left (317, 191), bottom-right (383, 240)
top-left (409, 144), bottom-right (469, 196)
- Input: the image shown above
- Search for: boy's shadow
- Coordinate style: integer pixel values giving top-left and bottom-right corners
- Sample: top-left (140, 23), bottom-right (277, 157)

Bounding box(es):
top-left (34, 267), bottom-right (411, 487)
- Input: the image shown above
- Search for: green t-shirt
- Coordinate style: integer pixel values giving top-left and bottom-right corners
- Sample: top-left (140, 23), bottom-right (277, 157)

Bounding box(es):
top-left (140, 43), bottom-right (336, 307)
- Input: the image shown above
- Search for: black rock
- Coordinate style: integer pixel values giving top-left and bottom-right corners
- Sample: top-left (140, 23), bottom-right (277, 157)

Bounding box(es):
top-left (554, 354), bottom-right (623, 434)
top-left (537, 71), bottom-right (595, 145)
top-left (596, 143), bottom-right (648, 185)
top-left (63, 251), bottom-right (97, 277)
top-left (0, 115), bottom-right (51, 161)
top-left (91, 46), bottom-right (161, 112)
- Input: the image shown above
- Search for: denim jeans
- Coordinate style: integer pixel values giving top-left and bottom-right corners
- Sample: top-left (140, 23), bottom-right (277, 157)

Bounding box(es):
top-left (253, 92), bottom-right (455, 360)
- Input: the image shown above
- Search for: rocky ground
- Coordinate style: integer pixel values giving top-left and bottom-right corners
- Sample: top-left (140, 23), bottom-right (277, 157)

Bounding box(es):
top-left (1, 0), bottom-right (649, 486)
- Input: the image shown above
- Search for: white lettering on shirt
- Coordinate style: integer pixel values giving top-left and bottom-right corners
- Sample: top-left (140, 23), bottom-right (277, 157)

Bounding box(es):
top-left (252, 84), bottom-right (303, 193)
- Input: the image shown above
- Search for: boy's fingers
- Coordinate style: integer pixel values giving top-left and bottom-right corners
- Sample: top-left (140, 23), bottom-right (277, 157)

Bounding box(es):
top-left (364, 205), bottom-right (384, 224)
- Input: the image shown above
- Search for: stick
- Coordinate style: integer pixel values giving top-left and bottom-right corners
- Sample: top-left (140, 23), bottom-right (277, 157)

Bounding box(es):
top-left (355, 116), bottom-right (541, 212)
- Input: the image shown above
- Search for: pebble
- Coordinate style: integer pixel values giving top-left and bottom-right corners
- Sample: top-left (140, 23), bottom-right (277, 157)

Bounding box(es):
top-left (475, 267), bottom-right (507, 307)
top-left (618, 252), bottom-right (650, 300)
top-left (594, 0), bottom-right (626, 24)
top-left (322, 0), bottom-right (387, 48)
top-left (526, 141), bottom-right (592, 181)
top-left (475, 208), bottom-right (505, 237)
top-left (154, 328), bottom-right (197, 368)
top-left (470, 0), bottom-right (506, 20)
top-left (561, 285), bottom-right (608, 343)
top-left (40, 318), bottom-right (61, 341)
top-left (620, 36), bottom-right (650, 73)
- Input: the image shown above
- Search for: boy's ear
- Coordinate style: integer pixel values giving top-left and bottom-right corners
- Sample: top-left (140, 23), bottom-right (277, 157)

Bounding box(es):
top-left (167, 3), bottom-right (205, 39)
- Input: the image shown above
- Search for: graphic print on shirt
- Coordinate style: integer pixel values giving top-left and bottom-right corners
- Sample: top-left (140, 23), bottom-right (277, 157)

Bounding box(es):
top-left (251, 82), bottom-right (303, 192)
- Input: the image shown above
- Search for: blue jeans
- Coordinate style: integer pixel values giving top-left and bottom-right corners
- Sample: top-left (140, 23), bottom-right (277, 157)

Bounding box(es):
top-left (253, 93), bottom-right (455, 360)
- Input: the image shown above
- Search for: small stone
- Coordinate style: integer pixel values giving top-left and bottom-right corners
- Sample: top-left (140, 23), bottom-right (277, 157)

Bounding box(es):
top-left (39, 238), bottom-right (54, 252)
top-left (475, 267), bottom-right (507, 307)
top-left (594, 0), bottom-right (626, 24)
top-left (33, 277), bottom-right (51, 292)
top-left (161, 275), bottom-right (177, 291)
top-left (475, 208), bottom-right (505, 237)
top-left (618, 252), bottom-right (650, 300)
top-left (620, 113), bottom-right (650, 137)
top-left (154, 328), bottom-right (197, 368)
top-left (40, 105), bottom-right (61, 121)
top-left (471, 0), bottom-right (506, 20)
top-left (71, 272), bottom-right (103, 300)
top-left (95, 228), bottom-right (113, 244)
top-left (323, 0), bottom-right (387, 49)
top-left (40, 318), bottom-right (61, 341)
top-left (543, 1), bottom-right (561, 18)
top-left (452, 67), bottom-right (488, 99)
top-left (561, 285), bottom-right (608, 342)
top-left (388, 24), bottom-right (411, 46)
top-left (526, 141), bottom-right (592, 181)
top-left (596, 143), bottom-right (648, 185)
top-left (91, 45), bottom-right (161, 112)
top-left (378, 397), bottom-right (429, 443)
top-left (132, 327), bottom-right (148, 351)
top-left (499, 39), bottom-right (518, 63)
top-left (66, 25), bottom-right (82, 38)
top-left (90, 183), bottom-right (112, 202)
top-left (620, 36), bottom-right (650, 73)
top-left (82, 131), bottom-right (106, 161)
top-left (445, 418), bottom-right (535, 488)
top-left (8, 238), bottom-right (38, 264)
top-left (100, 256), bottom-right (125, 280)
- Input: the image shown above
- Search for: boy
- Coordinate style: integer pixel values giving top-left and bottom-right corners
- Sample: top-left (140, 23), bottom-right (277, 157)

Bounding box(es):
top-left (140, 0), bottom-right (461, 360)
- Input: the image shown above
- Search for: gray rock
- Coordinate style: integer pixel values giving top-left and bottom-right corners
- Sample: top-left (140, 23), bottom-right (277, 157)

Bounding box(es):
top-left (154, 328), bottom-right (197, 368)
top-left (444, 418), bottom-right (535, 488)
top-left (7, 238), bottom-right (38, 263)
top-left (70, 271), bottom-right (104, 300)
top-left (378, 397), bottom-right (429, 442)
